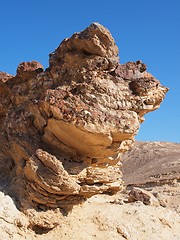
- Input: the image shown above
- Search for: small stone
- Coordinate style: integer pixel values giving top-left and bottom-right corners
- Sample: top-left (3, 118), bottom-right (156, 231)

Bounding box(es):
top-left (128, 187), bottom-right (160, 206)
top-left (116, 225), bottom-right (130, 239)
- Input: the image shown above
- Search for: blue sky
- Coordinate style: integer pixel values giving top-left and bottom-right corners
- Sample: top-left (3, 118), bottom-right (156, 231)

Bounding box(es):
top-left (0, 0), bottom-right (179, 143)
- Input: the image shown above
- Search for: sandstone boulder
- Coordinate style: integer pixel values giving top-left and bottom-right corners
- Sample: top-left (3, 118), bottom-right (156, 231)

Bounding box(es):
top-left (128, 187), bottom-right (160, 206)
top-left (0, 23), bottom-right (168, 211)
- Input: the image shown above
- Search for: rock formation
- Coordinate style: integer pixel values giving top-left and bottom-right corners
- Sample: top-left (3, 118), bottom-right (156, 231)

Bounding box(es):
top-left (0, 23), bottom-right (168, 210)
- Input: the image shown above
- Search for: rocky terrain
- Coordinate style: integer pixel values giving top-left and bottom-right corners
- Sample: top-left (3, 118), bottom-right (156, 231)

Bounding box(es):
top-left (0, 23), bottom-right (179, 239)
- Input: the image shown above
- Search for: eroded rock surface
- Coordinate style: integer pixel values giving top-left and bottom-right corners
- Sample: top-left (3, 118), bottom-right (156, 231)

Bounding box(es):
top-left (0, 23), bottom-right (168, 211)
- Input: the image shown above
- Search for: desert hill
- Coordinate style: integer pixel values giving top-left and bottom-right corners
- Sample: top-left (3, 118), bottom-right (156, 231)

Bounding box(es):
top-left (122, 141), bottom-right (180, 185)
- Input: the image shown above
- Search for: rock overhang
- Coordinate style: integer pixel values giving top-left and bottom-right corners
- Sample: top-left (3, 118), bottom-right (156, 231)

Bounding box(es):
top-left (0, 23), bottom-right (168, 209)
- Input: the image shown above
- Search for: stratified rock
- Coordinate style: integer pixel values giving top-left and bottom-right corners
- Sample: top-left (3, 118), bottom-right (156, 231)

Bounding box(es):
top-left (0, 23), bottom-right (168, 211)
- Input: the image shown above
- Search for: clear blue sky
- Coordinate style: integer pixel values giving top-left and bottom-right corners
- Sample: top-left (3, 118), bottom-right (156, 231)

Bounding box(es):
top-left (0, 0), bottom-right (179, 143)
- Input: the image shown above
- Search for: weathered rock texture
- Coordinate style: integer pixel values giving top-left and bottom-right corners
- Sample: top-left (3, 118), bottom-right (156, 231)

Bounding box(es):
top-left (0, 23), bottom-right (168, 210)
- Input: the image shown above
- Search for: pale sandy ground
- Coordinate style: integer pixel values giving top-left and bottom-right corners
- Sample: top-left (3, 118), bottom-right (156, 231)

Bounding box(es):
top-left (0, 188), bottom-right (180, 240)
top-left (0, 141), bottom-right (180, 240)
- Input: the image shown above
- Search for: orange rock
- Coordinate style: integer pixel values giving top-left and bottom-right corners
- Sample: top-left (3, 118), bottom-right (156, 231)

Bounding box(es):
top-left (0, 23), bottom-right (168, 210)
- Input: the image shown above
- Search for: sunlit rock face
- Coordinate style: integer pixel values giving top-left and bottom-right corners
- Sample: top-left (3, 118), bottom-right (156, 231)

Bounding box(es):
top-left (0, 23), bottom-right (168, 209)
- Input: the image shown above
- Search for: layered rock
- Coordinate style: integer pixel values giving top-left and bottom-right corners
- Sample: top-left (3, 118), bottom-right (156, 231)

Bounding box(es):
top-left (0, 23), bottom-right (168, 209)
